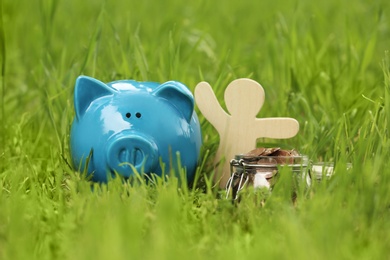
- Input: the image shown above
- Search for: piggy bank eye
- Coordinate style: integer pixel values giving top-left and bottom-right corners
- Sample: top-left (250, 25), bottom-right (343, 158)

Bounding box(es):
top-left (125, 112), bottom-right (131, 118)
top-left (136, 112), bottom-right (142, 118)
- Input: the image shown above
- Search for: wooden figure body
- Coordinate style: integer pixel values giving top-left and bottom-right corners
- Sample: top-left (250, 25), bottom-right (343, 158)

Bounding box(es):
top-left (195, 78), bottom-right (299, 188)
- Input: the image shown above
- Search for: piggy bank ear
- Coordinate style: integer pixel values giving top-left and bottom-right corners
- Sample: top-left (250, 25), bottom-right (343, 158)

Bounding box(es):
top-left (74, 76), bottom-right (116, 120)
top-left (154, 81), bottom-right (194, 122)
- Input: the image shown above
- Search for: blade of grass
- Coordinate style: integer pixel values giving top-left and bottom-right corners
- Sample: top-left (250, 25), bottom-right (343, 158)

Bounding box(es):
top-left (0, 0), bottom-right (5, 153)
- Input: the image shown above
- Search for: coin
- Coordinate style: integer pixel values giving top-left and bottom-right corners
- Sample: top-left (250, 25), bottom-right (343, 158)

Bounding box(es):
top-left (245, 147), bottom-right (282, 156)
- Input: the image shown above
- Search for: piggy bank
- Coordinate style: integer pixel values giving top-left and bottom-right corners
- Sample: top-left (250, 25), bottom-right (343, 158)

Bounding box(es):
top-left (70, 76), bottom-right (202, 183)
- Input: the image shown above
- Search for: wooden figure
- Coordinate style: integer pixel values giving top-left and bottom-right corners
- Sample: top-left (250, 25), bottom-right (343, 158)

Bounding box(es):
top-left (195, 78), bottom-right (299, 188)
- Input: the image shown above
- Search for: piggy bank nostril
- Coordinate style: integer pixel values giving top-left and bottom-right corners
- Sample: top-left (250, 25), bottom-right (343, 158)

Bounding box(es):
top-left (131, 148), bottom-right (144, 166)
top-left (125, 112), bottom-right (131, 118)
top-left (136, 112), bottom-right (141, 118)
top-left (119, 148), bottom-right (127, 163)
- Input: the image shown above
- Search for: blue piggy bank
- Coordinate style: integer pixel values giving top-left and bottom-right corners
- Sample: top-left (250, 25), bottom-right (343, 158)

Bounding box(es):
top-left (70, 76), bottom-right (202, 183)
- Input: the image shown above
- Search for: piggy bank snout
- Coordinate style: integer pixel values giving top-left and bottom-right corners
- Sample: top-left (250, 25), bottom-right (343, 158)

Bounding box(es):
top-left (106, 133), bottom-right (159, 177)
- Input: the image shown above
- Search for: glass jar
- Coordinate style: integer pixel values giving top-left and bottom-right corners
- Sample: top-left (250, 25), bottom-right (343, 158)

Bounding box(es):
top-left (226, 154), bottom-right (309, 200)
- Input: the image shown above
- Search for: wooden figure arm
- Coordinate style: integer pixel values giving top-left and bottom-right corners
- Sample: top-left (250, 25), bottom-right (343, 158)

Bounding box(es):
top-left (254, 117), bottom-right (299, 139)
top-left (195, 82), bottom-right (229, 131)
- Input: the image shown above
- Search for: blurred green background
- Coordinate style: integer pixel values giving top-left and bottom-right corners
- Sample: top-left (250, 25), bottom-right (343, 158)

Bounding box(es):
top-left (1, 0), bottom-right (390, 259)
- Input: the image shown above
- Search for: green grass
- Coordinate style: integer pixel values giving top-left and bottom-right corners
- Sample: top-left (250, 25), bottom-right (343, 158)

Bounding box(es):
top-left (1, 0), bottom-right (390, 259)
